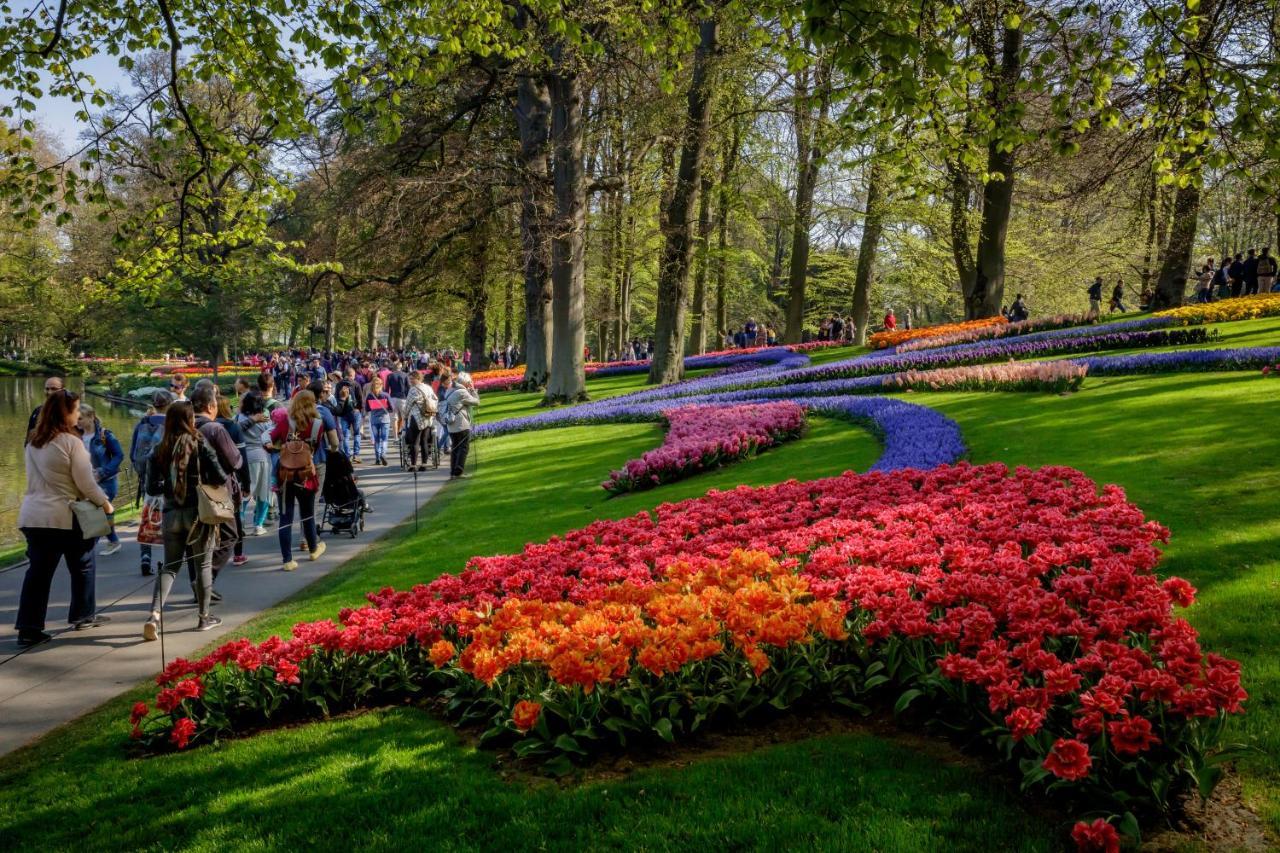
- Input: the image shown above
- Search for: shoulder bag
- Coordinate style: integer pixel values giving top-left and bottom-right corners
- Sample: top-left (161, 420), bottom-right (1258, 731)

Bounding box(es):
top-left (195, 440), bottom-right (236, 525)
top-left (69, 499), bottom-right (111, 539)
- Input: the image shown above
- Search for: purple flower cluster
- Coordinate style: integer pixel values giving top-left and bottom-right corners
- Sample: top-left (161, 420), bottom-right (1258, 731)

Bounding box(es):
top-left (602, 402), bottom-right (807, 495)
top-left (477, 388), bottom-right (966, 473)
top-left (790, 327), bottom-right (1210, 382)
top-left (1075, 347), bottom-right (1280, 374)
top-left (588, 346), bottom-right (805, 378)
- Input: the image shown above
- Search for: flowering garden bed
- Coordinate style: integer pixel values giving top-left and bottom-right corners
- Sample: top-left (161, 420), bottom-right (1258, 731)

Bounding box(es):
top-left (602, 402), bottom-right (806, 495)
top-left (131, 463), bottom-right (1244, 851)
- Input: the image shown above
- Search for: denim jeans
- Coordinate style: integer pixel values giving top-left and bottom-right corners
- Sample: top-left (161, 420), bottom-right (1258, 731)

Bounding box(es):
top-left (370, 416), bottom-right (389, 461)
top-left (151, 505), bottom-right (216, 619)
top-left (339, 410), bottom-right (362, 458)
top-left (15, 523), bottom-right (98, 631)
top-left (278, 482), bottom-right (317, 563)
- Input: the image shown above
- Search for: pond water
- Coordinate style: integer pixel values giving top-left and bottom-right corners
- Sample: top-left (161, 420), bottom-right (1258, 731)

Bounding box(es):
top-left (0, 377), bottom-right (147, 552)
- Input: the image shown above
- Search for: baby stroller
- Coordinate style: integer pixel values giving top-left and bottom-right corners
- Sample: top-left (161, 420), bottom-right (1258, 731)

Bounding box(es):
top-left (321, 450), bottom-right (369, 538)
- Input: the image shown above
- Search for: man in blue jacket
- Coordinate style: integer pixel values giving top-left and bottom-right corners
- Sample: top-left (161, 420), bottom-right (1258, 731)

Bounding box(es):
top-left (130, 390), bottom-right (172, 574)
top-left (78, 403), bottom-right (124, 557)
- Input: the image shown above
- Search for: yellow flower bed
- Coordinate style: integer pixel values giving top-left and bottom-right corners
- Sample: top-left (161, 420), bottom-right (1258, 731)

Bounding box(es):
top-left (1157, 293), bottom-right (1280, 325)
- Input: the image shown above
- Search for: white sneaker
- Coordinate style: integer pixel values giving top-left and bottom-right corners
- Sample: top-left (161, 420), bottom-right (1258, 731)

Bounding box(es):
top-left (251, 525), bottom-right (268, 536)
top-left (98, 541), bottom-right (122, 557)
top-left (309, 541), bottom-right (327, 561)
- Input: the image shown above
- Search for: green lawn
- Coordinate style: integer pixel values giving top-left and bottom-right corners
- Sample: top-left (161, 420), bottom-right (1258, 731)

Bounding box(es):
top-left (2, 330), bottom-right (1277, 850)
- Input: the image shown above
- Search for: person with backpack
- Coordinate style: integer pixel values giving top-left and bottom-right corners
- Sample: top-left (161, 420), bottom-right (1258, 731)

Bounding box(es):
top-left (1258, 247), bottom-right (1278, 293)
top-left (140, 400), bottom-right (228, 639)
top-left (268, 390), bottom-right (329, 571)
top-left (130, 390), bottom-right (172, 575)
top-left (77, 403), bottom-right (124, 557)
top-left (439, 372), bottom-right (480, 479)
top-left (403, 371), bottom-right (438, 471)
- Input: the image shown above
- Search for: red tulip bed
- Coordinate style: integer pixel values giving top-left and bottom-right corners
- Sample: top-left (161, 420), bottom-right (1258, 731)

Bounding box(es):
top-left (130, 462), bottom-right (1244, 850)
top-left (601, 401), bottom-right (806, 495)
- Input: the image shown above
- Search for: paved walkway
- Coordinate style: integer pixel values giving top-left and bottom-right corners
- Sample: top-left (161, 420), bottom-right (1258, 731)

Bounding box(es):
top-left (0, 456), bottom-right (449, 756)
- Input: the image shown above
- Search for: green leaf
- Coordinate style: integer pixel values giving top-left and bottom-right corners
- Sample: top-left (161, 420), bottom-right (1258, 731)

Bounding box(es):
top-left (553, 734), bottom-right (586, 755)
top-left (894, 688), bottom-right (923, 715)
top-left (653, 718), bottom-right (675, 743)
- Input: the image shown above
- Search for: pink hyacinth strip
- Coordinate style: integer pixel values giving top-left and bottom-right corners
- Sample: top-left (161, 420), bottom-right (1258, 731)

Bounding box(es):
top-left (602, 401), bottom-right (806, 495)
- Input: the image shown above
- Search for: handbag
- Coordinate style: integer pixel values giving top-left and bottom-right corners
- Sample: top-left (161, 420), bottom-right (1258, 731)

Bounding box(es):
top-left (194, 443), bottom-right (236, 525)
top-left (69, 499), bottom-right (111, 539)
top-left (137, 497), bottom-right (164, 545)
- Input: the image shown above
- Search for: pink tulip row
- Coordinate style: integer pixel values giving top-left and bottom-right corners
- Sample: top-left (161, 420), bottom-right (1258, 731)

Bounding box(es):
top-left (889, 360), bottom-right (1088, 393)
top-left (602, 402), bottom-right (806, 495)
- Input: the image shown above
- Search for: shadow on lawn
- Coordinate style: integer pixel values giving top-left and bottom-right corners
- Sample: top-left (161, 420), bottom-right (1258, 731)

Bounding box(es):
top-left (0, 705), bottom-right (1057, 850)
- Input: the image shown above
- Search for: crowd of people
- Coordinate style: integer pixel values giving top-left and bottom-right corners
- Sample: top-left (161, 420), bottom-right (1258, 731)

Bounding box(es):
top-left (1191, 248), bottom-right (1279, 304)
top-left (13, 351), bottom-right (480, 649)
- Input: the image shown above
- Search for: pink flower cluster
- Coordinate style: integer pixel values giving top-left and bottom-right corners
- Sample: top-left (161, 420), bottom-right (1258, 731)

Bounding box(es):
top-left (602, 402), bottom-right (806, 495)
top-left (890, 360), bottom-right (1087, 393)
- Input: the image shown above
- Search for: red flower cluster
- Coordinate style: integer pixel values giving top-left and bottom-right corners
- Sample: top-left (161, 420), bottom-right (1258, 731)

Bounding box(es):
top-left (133, 463), bottom-right (1245, 849)
top-left (1072, 819), bottom-right (1120, 853)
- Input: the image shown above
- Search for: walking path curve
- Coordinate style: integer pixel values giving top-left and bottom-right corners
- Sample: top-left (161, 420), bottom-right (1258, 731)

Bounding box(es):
top-left (0, 459), bottom-right (449, 756)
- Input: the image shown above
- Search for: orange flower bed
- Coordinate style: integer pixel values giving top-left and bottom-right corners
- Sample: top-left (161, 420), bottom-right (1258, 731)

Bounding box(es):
top-left (456, 550), bottom-right (848, 690)
top-left (869, 316), bottom-right (1007, 350)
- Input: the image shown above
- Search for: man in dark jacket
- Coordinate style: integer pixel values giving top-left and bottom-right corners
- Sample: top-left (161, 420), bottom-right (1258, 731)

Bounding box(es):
top-left (1087, 277), bottom-right (1104, 316)
top-left (191, 383), bottom-right (242, 593)
top-left (1242, 248), bottom-right (1260, 296)
top-left (1229, 253), bottom-right (1245, 297)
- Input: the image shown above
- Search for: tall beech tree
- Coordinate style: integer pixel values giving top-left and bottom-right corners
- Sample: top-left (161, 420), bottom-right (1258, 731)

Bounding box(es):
top-left (650, 18), bottom-right (720, 385)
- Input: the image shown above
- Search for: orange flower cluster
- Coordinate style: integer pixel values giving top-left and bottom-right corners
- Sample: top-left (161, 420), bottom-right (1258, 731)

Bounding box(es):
top-left (869, 316), bottom-right (1007, 350)
top-left (451, 550), bottom-right (848, 692)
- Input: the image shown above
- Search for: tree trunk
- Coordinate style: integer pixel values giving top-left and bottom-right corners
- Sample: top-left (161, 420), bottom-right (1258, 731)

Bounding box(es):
top-left (1140, 173), bottom-right (1158, 289)
top-left (947, 161), bottom-right (976, 297)
top-left (967, 24), bottom-right (1021, 320)
top-left (851, 153), bottom-right (887, 345)
top-left (466, 257), bottom-right (490, 371)
top-left (366, 307), bottom-right (380, 350)
top-left (1152, 179), bottom-right (1202, 309)
top-left (611, 177), bottom-right (628, 354)
top-left (649, 19), bottom-right (718, 384)
top-left (714, 123), bottom-right (740, 345)
top-left (688, 172), bottom-right (714, 355)
top-left (783, 57), bottom-right (830, 343)
top-left (323, 280), bottom-right (335, 351)
top-left (514, 63), bottom-right (553, 390)
top-left (1151, 0), bottom-right (1219, 310)
top-left (544, 65), bottom-right (588, 402)
top-left (502, 274), bottom-right (513, 347)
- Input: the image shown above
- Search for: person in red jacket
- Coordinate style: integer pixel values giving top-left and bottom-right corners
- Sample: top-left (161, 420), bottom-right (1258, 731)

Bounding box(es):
top-left (883, 310), bottom-right (897, 331)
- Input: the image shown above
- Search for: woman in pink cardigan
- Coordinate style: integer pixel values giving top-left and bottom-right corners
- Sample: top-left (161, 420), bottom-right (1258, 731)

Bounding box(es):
top-left (14, 390), bottom-right (114, 648)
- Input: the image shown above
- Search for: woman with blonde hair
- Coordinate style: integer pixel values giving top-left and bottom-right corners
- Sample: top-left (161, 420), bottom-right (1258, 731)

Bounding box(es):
top-left (15, 390), bottom-right (114, 647)
top-left (268, 390), bottom-right (327, 571)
